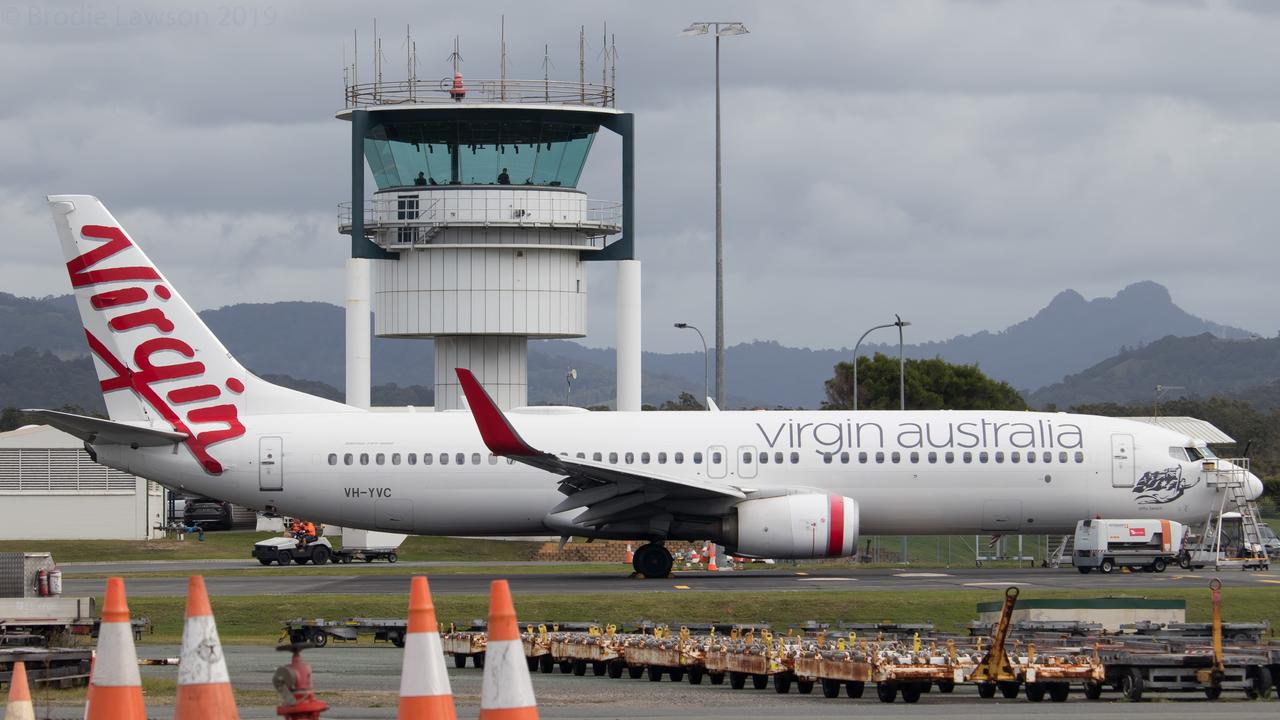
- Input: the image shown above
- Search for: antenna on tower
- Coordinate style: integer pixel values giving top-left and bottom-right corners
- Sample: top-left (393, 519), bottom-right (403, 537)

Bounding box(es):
top-left (448, 35), bottom-right (463, 76)
top-left (609, 33), bottom-right (617, 106)
top-left (500, 15), bottom-right (507, 101)
top-left (405, 24), bottom-right (415, 101)
top-left (579, 25), bottom-right (586, 104)
top-left (353, 29), bottom-right (358, 89)
top-left (601, 21), bottom-right (607, 89)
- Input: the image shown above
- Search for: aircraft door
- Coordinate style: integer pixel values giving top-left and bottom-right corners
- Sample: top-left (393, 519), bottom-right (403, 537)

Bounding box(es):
top-left (737, 446), bottom-right (758, 480)
top-left (707, 445), bottom-right (728, 479)
top-left (1111, 434), bottom-right (1134, 487)
top-left (259, 436), bottom-right (283, 491)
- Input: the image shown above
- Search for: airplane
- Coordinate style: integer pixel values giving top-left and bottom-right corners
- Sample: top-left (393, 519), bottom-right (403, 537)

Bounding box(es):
top-left (28, 195), bottom-right (1265, 578)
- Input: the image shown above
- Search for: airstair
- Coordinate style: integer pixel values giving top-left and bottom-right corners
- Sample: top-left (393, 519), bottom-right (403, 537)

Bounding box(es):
top-left (1045, 534), bottom-right (1074, 568)
top-left (1194, 458), bottom-right (1269, 571)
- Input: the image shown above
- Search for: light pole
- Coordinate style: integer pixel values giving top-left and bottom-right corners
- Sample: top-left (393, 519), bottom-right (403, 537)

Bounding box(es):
top-left (851, 316), bottom-right (911, 411)
top-left (1153, 384), bottom-right (1184, 418)
top-left (674, 322), bottom-right (709, 407)
top-left (895, 314), bottom-right (910, 411)
top-left (680, 21), bottom-right (749, 410)
top-left (851, 322), bottom-right (896, 412)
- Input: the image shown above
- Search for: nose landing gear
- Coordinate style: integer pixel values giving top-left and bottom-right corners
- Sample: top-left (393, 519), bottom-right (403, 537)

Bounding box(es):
top-left (631, 542), bottom-right (674, 578)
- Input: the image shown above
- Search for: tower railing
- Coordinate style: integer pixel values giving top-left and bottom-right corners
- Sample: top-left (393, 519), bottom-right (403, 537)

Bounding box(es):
top-left (338, 197), bottom-right (621, 247)
top-left (345, 78), bottom-right (615, 109)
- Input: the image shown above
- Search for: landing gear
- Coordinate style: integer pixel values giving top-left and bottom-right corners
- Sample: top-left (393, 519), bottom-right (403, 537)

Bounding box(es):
top-left (632, 543), bottom-right (674, 578)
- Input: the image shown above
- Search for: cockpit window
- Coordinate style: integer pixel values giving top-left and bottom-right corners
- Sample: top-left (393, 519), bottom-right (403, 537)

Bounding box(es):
top-left (1198, 445), bottom-right (1218, 459)
top-left (1169, 447), bottom-right (1190, 461)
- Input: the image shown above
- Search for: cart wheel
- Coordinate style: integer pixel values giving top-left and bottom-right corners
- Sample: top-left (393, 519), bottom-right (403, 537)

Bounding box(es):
top-left (1082, 681), bottom-right (1103, 700)
top-left (388, 552), bottom-right (398, 563)
top-left (687, 667), bottom-right (703, 685)
top-left (572, 660), bottom-right (586, 676)
top-left (936, 680), bottom-right (955, 693)
top-left (628, 665), bottom-right (644, 680)
top-left (1204, 685), bottom-right (1222, 700)
top-left (709, 672), bottom-right (725, 685)
top-left (455, 654), bottom-right (467, 668)
top-left (391, 633), bottom-right (405, 648)
top-left (998, 681), bottom-right (1020, 699)
top-left (607, 660), bottom-right (624, 679)
top-left (876, 682), bottom-right (897, 703)
top-left (977, 682), bottom-right (996, 699)
top-left (821, 679), bottom-right (841, 698)
top-left (539, 655), bottom-right (555, 674)
top-left (592, 661), bottom-right (606, 676)
top-left (729, 671), bottom-right (746, 690)
top-left (1025, 682), bottom-right (1046, 702)
top-left (668, 668), bottom-right (684, 682)
top-left (277, 553), bottom-right (292, 566)
top-left (559, 660), bottom-right (573, 674)
top-left (1099, 558), bottom-right (1114, 574)
top-left (1120, 668), bottom-right (1144, 701)
top-left (900, 683), bottom-right (922, 704)
top-left (1077, 566), bottom-right (1091, 574)
top-left (1049, 682), bottom-right (1070, 702)
top-left (310, 629), bottom-right (328, 648)
top-left (310, 546), bottom-right (330, 566)
top-left (363, 556), bottom-right (373, 563)
top-left (752, 674), bottom-right (769, 690)
top-left (796, 679), bottom-right (814, 694)
top-left (647, 666), bottom-right (663, 682)
top-left (845, 681), bottom-right (864, 698)
top-left (1152, 557), bottom-right (1167, 573)
top-left (1245, 667), bottom-right (1272, 699)
top-left (773, 673), bottom-right (792, 694)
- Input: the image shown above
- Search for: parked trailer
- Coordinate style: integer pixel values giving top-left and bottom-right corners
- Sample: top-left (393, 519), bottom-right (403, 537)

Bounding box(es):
top-left (1073, 518), bottom-right (1185, 574)
top-left (280, 617), bottom-right (407, 648)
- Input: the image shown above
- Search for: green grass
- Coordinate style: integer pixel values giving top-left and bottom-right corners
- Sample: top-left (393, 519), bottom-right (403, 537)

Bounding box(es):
top-left (73, 562), bottom-right (625, 579)
top-left (1, 532), bottom-right (545, 564)
top-left (109, 586), bottom-right (1280, 645)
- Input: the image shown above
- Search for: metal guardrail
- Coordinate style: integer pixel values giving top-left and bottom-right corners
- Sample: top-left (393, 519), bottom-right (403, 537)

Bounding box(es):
top-left (345, 78), bottom-right (615, 109)
top-left (338, 197), bottom-right (622, 245)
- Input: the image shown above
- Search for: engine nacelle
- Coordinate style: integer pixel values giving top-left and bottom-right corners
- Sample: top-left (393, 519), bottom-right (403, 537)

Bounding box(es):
top-left (727, 494), bottom-right (859, 559)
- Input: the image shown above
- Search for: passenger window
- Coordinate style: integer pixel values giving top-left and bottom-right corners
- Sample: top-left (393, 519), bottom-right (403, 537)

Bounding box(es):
top-left (712, 451), bottom-right (722, 464)
top-left (994, 451), bottom-right (1005, 463)
top-left (909, 451), bottom-right (920, 463)
top-left (1010, 452), bottom-right (1020, 464)
top-left (407, 453), bottom-right (417, 466)
top-left (1058, 451), bottom-right (1068, 463)
top-left (593, 452), bottom-right (602, 461)
top-left (875, 451), bottom-right (885, 463)
top-left (360, 453), bottom-right (369, 466)
top-left (422, 453), bottom-right (432, 466)
top-left (471, 453), bottom-right (481, 465)
top-left (456, 453), bottom-right (465, 466)
top-left (344, 453), bottom-right (353, 465)
top-left (1074, 451), bottom-right (1084, 463)
top-left (376, 453), bottom-right (385, 465)
top-left (489, 454), bottom-right (498, 465)
top-left (790, 451), bottom-right (799, 464)
top-left (1026, 452), bottom-right (1035, 464)
top-left (440, 453), bottom-right (449, 466)
top-left (927, 451), bottom-right (938, 464)
top-left (773, 452), bottom-right (783, 464)
top-left (857, 451), bottom-right (866, 464)
top-left (391, 453), bottom-right (400, 465)
top-left (641, 452), bottom-right (651, 464)
top-left (658, 452), bottom-right (667, 464)
top-left (841, 451), bottom-right (851, 464)
top-left (891, 451), bottom-right (901, 464)
top-left (675, 452), bottom-right (685, 464)
top-left (625, 452), bottom-right (634, 464)
top-left (944, 451), bottom-right (954, 464)
top-left (823, 453), bottom-right (832, 464)
top-left (743, 451), bottom-right (752, 463)
top-left (979, 451), bottom-right (989, 463)
top-left (962, 451), bottom-right (972, 464)
top-left (327, 453), bottom-right (337, 466)
top-left (1043, 451), bottom-right (1051, 463)
top-left (693, 452), bottom-right (703, 464)
top-left (759, 452), bottom-right (768, 464)
top-left (609, 452), bottom-right (618, 463)
top-left (576, 452), bottom-right (585, 459)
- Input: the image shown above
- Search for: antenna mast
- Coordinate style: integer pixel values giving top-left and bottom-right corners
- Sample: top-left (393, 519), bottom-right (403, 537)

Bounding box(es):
top-left (500, 15), bottom-right (507, 100)
top-left (579, 25), bottom-right (586, 104)
top-left (449, 35), bottom-right (462, 76)
top-left (542, 44), bottom-right (553, 102)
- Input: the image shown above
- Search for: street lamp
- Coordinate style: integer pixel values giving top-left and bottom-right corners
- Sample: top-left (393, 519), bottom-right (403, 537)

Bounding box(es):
top-left (851, 316), bottom-right (911, 411)
top-left (674, 322), bottom-right (709, 407)
top-left (680, 21), bottom-right (749, 410)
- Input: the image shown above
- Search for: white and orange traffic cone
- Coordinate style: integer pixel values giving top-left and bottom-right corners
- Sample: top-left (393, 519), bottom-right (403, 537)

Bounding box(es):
top-left (478, 580), bottom-right (537, 720)
top-left (624, 544), bottom-right (633, 564)
top-left (398, 577), bottom-right (456, 720)
top-left (707, 545), bottom-right (718, 572)
top-left (174, 576), bottom-right (237, 720)
top-left (86, 577), bottom-right (146, 720)
top-left (4, 660), bottom-right (33, 720)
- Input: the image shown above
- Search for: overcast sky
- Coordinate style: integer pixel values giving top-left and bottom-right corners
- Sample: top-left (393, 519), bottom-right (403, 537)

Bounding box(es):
top-left (5, 0), bottom-right (1280, 353)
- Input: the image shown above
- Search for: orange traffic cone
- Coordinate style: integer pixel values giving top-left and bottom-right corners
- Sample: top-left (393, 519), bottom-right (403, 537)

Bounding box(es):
top-left (707, 545), bottom-right (719, 572)
top-left (398, 577), bottom-right (456, 720)
top-left (4, 660), bottom-right (33, 720)
top-left (478, 580), bottom-right (537, 720)
top-left (174, 576), bottom-right (237, 720)
top-left (624, 544), bottom-right (633, 563)
top-left (86, 577), bottom-right (146, 720)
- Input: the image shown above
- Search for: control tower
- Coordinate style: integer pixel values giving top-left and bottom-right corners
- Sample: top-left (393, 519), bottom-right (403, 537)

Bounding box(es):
top-left (337, 43), bottom-right (638, 411)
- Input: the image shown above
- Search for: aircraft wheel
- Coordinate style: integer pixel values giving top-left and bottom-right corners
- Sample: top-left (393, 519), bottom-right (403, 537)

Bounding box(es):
top-left (632, 543), bottom-right (674, 578)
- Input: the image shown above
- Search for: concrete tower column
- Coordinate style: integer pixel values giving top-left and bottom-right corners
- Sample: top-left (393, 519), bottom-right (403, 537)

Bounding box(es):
top-left (434, 336), bottom-right (528, 411)
top-left (344, 257), bottom-right (371, 409)
top-left (616, 259), bottom-right (642, 411)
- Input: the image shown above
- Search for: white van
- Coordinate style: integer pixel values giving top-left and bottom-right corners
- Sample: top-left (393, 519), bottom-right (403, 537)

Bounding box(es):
top-left (1072, 518), bottom-right (1185, 574)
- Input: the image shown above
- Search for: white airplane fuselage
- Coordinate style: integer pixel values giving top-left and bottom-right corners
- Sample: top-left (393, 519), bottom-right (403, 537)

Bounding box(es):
top-left (99, 407), bottom-right (1227, 538)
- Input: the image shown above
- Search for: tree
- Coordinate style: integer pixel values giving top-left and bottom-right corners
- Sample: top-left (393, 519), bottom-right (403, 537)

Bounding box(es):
top-left (658, 392), bottom-right (705, 411)
top-left (823, 353), bottom-right (1026, 411)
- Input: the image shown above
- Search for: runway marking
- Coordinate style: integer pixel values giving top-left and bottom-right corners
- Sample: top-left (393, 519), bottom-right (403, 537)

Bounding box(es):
top-left (1255, 579), bottom-right (1280, 585)
top-left (673, 585), bottom-right (691, 590)
top-left (963, 582), bottom-right (1031, 587)
top-left (794, 572), bottom-right (810, 576)
top-left (796, 577), bottom-right (858, 582)
top-left (894, 573), bottom-right (952, 578)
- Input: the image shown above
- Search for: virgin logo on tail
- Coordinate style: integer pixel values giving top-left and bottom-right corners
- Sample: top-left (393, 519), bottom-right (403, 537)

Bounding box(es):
top-left (71, 224), bottom-right (245, 474)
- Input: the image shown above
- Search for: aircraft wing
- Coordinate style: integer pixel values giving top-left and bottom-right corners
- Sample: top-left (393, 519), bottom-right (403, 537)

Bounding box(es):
top-left (23, 409), bottom-right (188, 447)
top-left (455, 369), bottom-right (745, 527)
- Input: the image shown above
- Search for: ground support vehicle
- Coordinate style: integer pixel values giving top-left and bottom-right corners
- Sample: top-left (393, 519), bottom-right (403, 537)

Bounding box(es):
top-left (1073, 518), bottom-right (1185, 574)
top-left (280, 617), bottom-right (407, 648)
top-left (333, 546), bottom-right (399, 563)
top-left (791, 649), bottom-right (872, 698)
top-left (440, 627), bottom-right (487, 668)
top-left (253, 536), bottom-right (337, 566)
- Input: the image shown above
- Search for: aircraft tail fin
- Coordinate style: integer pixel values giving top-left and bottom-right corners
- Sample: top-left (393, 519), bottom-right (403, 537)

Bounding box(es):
top-left (47, 195), bottom-right (356, 471)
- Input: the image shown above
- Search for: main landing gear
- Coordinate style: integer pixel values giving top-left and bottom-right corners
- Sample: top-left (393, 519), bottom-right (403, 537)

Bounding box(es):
top-left (632, 543), bottom-right (674, 578)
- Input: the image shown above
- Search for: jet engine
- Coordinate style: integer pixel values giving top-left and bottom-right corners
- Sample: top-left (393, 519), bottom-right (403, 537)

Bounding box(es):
top-left (725, 494), bottom-right (859, 559)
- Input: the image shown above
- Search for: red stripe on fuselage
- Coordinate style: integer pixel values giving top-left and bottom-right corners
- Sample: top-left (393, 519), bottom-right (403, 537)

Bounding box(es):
top-left (827, 495), bottom-right (844, 557)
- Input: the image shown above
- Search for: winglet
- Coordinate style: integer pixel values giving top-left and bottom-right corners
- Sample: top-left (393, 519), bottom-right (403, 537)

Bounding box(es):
top-left (455, 368), bottom-right (540, 456)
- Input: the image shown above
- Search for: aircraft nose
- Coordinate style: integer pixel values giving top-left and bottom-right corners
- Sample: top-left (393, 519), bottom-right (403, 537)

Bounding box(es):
top-left (1246, 473), bottom-right (1265, 502)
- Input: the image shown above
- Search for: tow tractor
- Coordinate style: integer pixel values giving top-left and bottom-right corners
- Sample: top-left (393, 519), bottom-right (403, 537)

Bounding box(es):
top-left (253, 535), bottom-right (336, 566)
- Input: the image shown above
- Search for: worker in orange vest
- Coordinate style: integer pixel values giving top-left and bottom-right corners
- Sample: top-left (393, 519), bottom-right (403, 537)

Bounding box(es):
top-left (301, 520), bottom-right (318, 547)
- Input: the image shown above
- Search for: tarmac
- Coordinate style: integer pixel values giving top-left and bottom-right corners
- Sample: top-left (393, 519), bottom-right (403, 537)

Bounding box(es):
top-left (59, 562), bottom-right (1280, 597)
top-left (21, 645), bottom-right (1277, 718)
